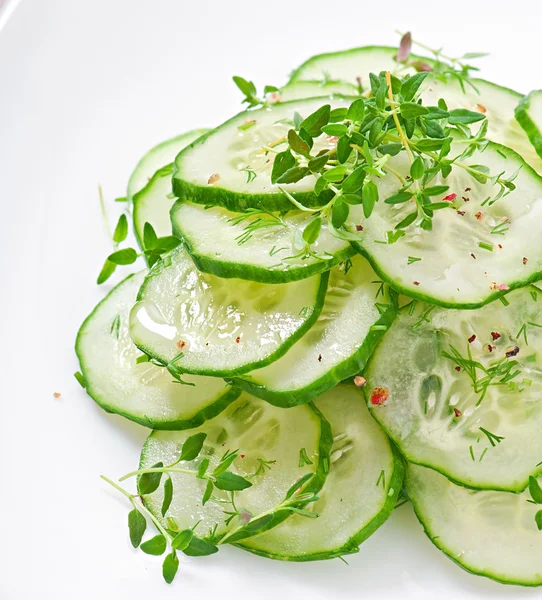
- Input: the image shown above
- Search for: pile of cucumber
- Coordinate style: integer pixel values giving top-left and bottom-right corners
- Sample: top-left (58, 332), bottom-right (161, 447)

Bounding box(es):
top-left (76, 38), bottom-right (542, 586)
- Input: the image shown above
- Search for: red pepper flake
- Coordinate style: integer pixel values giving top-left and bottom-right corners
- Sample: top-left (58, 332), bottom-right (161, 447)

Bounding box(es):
top-left (176, 340), bottom-right (186, 350)
top-left (491, 332), bottom-right (501, 341)
top-left (413, 281), bottom-right (420, 286)
top-left (468, 334), bottom-right (476, 343)
top-left (354, 375), bottom-right (367, 387)
top-left (498, 244), bottom-right (503, 249)
top-left (371, 387), bottom-right (389, 405)
top-left (240, 454), bottom-right (246, 459)
top-left (454, 366), bottom-right (461, 372)
top-left (443, 193), bottom-right (457, 202)
top-left (317, 354), bottom-right (322, 362)
top-left (505, 346), bottom-right (520, 358)
top-left (53, 392), bottom-right (62, 398)
top-left (465, 187), bottom-right (472, 192)
top-left (356, 224), bottom-right (364, 231)
top-left (523, 257), bottom-right (528, 265)
top-left (457, 210), bottom-right (465, 216)
top-left (474, 211), bottom-right (483, 220)
top-left (235, 336), bottom-right (241, 343)
top-left (470, 253), bottom-right (476, 259)
top-left (207, 173), bottom-right (220, 184)
top-left (454, 408), bottom-right (462, 417)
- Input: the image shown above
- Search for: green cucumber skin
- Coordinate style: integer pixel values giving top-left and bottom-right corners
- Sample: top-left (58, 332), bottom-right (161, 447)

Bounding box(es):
top-left (134, 260), bottom-right (330, 378)
top-left (405, 468), bottom-right (542, 587)
top-left (171, 200), bottom-right (356, 284)
top-left (228, 293), bottom-right (398, 407)
top-left (75, 274), bottom-right (241, 430)
top-left (515, 92), bottom-right (542, 160)
top-left (239, 445), bottom-right (405, 562)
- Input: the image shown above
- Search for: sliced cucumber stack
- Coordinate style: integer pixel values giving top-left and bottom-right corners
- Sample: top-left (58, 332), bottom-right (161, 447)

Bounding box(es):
top-left (406, 464), bottom-right (542, 586)
top-left (515, 90), bottom-right (542, 160)
top-left (172, 97), bottom-right (353, 212)
top-left (76, 272), bottom-right (239, 429)
top-left (230, 257), bottom-right (396, 407)
top-left (364, 286), bottom-right (542, 492)
top-left (130, 245), bottom-right (328, 377)
top-left (140, 393), bottom-right (332, 542)
top-left (239, 384), bottom-right (404, 560)
top-left (170, 200), bottom-right (355, 283)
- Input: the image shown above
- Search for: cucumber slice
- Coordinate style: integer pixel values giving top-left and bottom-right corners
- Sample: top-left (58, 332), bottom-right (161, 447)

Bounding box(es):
top-left (230, 258), bottom-right (397, 407)
top-left (127, 129), bottom-right (208, 203)
top-left (350, 141), bottom-right (542, 308)
top-left (172, 96), bottom-right (354, 213)
top-left (130, 245), bottom-right (328, 377)
top-left (239, 384), bottom-right (404, 561)
top-left (364, 286), bottom-right (542, 492)
top-left (515, 90), bottom-right (542, 160)
top-left (75, 272), bottom-right (239, 429)
top-left (140, 393), bottom-right (333, 543)
top-left (406, 463), bottom-right (542, 586)
top-left (279, 80), bottom-right (358, 103)
top-left (170, 199), bottom-right (355, 283)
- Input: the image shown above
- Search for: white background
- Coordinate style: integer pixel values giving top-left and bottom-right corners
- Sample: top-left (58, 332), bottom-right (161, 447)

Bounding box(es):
top-left (1, 0), bottom-right (541, 598)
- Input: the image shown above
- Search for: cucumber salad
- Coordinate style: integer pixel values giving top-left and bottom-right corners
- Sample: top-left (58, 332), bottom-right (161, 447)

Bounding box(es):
top-left (75, 33), bottom-right (542, 587)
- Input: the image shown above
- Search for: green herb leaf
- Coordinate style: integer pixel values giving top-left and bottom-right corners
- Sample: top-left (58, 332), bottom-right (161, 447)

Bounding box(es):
top-left (140, 534), bottom-right (167, 556)
top-left (395, 211), bottom-right (418, 230)
top-left (143, 222), bottom-right (158, 250)
top-left (332, 199), bottom-right (349, 228)
top-left (214, 472), bottom-right (252, 491)
top-left (153, 235), bottom-right (181, 253)
top-left (529, 476), bottom-right (542, 504)
top-left (321, 124), bottom-right (348, 137)
top-left (182, 536), bottom-right (218, 557)
top-left (162, 550), bottom-right (179, 584)
top-left (221, 515), bottom-right (275, 544)
top-left (197, 458), bottom-right (210, 479)
top-left (323, 166), bottom-right (347, 182)
top-left (401, 72), bottom-right (429, 102)
top-left (107, 247), bottom-right (138, 266)
top-left (128, 509), bottom-right (147, 548)
top-left (384, 192), bottom-right (413, 205)
top-left (202, 480), bottom-right (214, 505)
top-left (172, 529), bottom-right (194, 551)
top-left (422, 185), bottom-right (450, 196)
top-left (303, 217), bottom-right (322, 245)
top-left (400, 102), bottom-right (429, 120)
top-left (347, 98), bottom-right (366, 122)
top-left (271, 150), bottom-right (295, 184)
top-left (379, 143), bottom-right (403, 156)
top-left (298, 448), bottom-right (314, 467)
top-left (112, 214), bottom-right (128, 244)
top-left (161, 477), bottom-right (173, 517)
top-left (536, 510), bottom-right (542, 531)
top-left (342, 166), bottom-right (366, 193)
top-left (448, 108), bottom-right (486, 125)
top-left (362, 180), bottom-right (378, 218)
top-left (308, 153), bottom-right (329, 172)
top-left (97, 259), bottom-right (116, 284)
top-left (410, 156), bottom-right (425, 180)
top-left (329, 107), bottom-right (348, 122)
top-left (336, 135), bottom-right (353, 164)
top-left (287, 129), bottom-right (311, 157)
top-left (300, 105), bottom-right (331, 137)
top-left (468, 164), bottom-right (490, 183)
top-left (276, 166), bottom-right (310, 184)
top-left (180, 432), bottom-right (207, 462)
top-left (284, 473), bottom-right (314, 500)
top-left (342, 193), bottom-right (363, 205)
top-left (138, 462), bottom-right (164, 495)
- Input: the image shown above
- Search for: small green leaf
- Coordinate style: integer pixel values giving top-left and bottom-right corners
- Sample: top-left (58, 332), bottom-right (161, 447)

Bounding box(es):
top-left (128, 509), bottom-right (147, 548)
top-left (202, 480), bottom-right (214, 505)
top-left (448, 108), bottom-right (486, 125)
top-left (112, 214), bottom-right (129, 244)
top-left (276, 166), bottom-right (310, 184)
top-left (323, 166), bottom-right (347, 182)
top-left (143, 222), bottom-right (158, 250)
top-left (298, 448), bottom-right (314, 467)
top-left (214, 472), bottom-right (253, 491)
top-left (153, 235), bottom-right (181, 253)
top-left (400, 102), bottom-right (429, 120)
top-left (362, 180), bottom-right (378, 218)
top-left (212, 452), bottom-right (238, 477)
top-left (303, 217), bottom-right (322, 245)
top-left (271, 150), bottom-right (295, 184)
top-left (336, 135), bottom-right (353, 164)
top-left (232, 75), bottom-right (257, 99)
top-left (536, 510), bottom-right (542, 531)
top-left (410, 156), bottom-right (425, 180)
top-left (308, 153), bottom-right (329, 172)
top-left (329, 107), bottom-right (348, 122)
top-left (386, 230), bottom-right (405, 244)
top-left (221, 515), bottom-right (275, 544)
top-left (285, 473), bottom-right (314, 500)
top-left (401, 72), bottom-right (429, 102)
top-left (264, 85), bottom-right (279, 94)
top-left (298, 128), bottom-right (313, 149)
top-left (423, 202), bottom-right (450, 211)
top-left (172, 529), bottom-right (194, 551)
top-left (347, 98), bottom-right (366, 122)
top-left (342, 166), bottom-right (366, 193)
top-left (378, 143), bottom-right (403, 156)
top-left (161, 477), bottom-right (173, 517)
top-left (331, 199), bottom-right (349, 228)
top-left (468, 164), bottom-right (490, 184)
top-left (138, 462), bottom-right (164, 495)
top-left (182, 536), bottom-right (218, 557)
top-left (97, 259), bottom-right (116, 284)
top-left (300, 105), bottom-right (331, 137)
top-left (342, 193), bottom-right (362, 205)
top-left (395, 211), bottom-right (418, 230)
top-left (424, 106), bottom-right (449, 120)
top-left (287, 129), bottom-right (311, 157)
top-left (422, 185), bottom-right (450, 197)
top-left (384, 192), bottom-right (413, 205)
top-left (197, 458), bottom-right (210, 479)
top-left (180, 432), bottom-right (207, 462)
top-left (529, 476), bottom-right (542, 504)
top-left (314, 175), bottom-right (328, 196)
top-left (140, 534), bottom-right (167, 556)
top-left (162, 550), bottom-right (179, 584)
top-left (415, 138), bottom-right (449, 152)
top-left (107, 248), bottom-right (138, 266)
top-left (321, 124), bottom-right (347, 137)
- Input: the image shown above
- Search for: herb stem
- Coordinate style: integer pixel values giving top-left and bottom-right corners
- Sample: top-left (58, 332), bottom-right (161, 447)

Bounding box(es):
top-left (119, 467), bottom-right (199, 482)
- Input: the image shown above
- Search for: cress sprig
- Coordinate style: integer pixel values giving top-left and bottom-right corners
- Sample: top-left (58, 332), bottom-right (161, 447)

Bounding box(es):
top-left (102, 432), bottom-right (320, 584)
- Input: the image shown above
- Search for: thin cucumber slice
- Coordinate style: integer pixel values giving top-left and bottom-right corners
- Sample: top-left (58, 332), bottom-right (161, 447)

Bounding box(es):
top-left (140, 393), bottom-right (333, 543)
top-left (127, 129), bottom-right (208, 203)
top-left (130, 245), bottom-right (328, 377)
top-left (230, 258), bottom-right (397, 407)
top-left (364, 286), bottom-right (542, 492)
top-left (279, 80), bottom-right (358, 103)
top-left (515, 90), bottom-right (542, 160)
top-left (172, 96), bottom-right (354, 213)
top-left (350, 141), bottom-right (542, 308)
top-left (170, 199), bottom-right (355, 284)
top-left (75, 272), bottom-right (239, 429)
top-left (406, 463), bottom-right (542, 586)
top-left (239, 384), bottom-right (404, 561)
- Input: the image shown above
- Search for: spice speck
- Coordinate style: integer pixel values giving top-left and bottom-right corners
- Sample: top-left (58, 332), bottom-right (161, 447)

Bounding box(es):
top-left (505, 346), bottom-right (520, 358)
top-left (370, 387), bottom-right (389, 405)
top-left (208, 173), bottom-right (220, 184)
top-left (468, 334), bottom-right (476, 343)
top-left (53, 392), bottom-right (61, 399)
top-left (354, 375), bottom-right (367, 387)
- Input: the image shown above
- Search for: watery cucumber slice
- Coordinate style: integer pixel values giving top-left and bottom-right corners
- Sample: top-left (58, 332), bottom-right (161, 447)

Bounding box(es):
top-left (130, 245), bottom-right (328, 377)
top-left (75, 272), bottom-right (239, 429)
top-left (515, 90), bottom-right (542, 161)
top-left (279, 80), bottom-right (358, 102)
top-left (364, 286), bottom-right (542, 492)
top-left (350, 141), bottom-right (542, 308)
top-left (406, 463), bottom-right (542, 586)
top-left (172, 97), bottom-right (354, 212)
top-left (239, 384), bottom-right (404, 561)
top-left (127, 129), bottom-right (208, 203)
top-left (140, 393), bottom-right (332, 543)
top-left (230, 257), bottom-right (397, 407)
top-left (170, 199), bottom-right (354, 283)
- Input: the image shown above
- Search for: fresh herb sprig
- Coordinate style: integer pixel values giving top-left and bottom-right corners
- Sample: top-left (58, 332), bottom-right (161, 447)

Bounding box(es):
top-left (527, 476), bottom-right (542, 531)
top-left (102, 432), bottom-right (320, 584)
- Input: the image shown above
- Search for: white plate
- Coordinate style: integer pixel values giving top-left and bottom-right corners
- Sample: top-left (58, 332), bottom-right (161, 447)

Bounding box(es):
top-left (1, 0), bottom-right (540, 598)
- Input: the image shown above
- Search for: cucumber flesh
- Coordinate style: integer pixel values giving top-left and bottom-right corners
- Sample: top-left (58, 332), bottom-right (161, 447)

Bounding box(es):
top-left (127, 129), bottom-right (208, 203)
top-left (279, 80), bottom-right (358, 103)
top-left (170, 199), bottom-right (355, 284)
top-left (230, 257), bottom-right (396, 407)
top-left (141, 393), bottom-right (332, 542)
top-left (75, 272), bottom-right (239, 429)
top-left (130, 245), bottom-right (328, 377)
top-left (515, 90), bottom-right (542, 161)
top-left (239, 384), bottom-right (404, 561)
top-left (365, 286), bottom-right (542, 492)
top-left (406, 463), bottom-right (542, 586)
top-left (172, 97), bottom-right (354, 213)
top-left (350, 141), bottom-right (542, 308)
